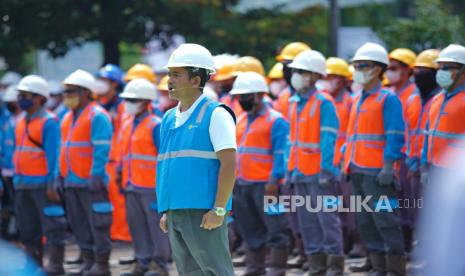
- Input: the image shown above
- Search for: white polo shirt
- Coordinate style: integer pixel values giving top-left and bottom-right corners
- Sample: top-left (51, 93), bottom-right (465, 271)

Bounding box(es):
top-left (174, 94), bottom-right (237, 152)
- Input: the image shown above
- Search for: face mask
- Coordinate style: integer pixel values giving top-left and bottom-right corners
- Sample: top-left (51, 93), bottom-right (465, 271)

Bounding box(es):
top-left (386, 70), bottom-right (402, 85)
top-left (269, 80), bottom-right (286, 98)
top-left (94, 79), bottom-right (110, 96)
top-left (350, 82), bottom-right (364, 95)
top-left (124, 101), bottom-right (143, 116)
top-left (414, 70), bottom-right (437, 98)
top-left (353, 69), bottom-right (375, 85)
top-left (436, 70), bottom-right (454, 89)
top-left (238, 95), bottom-right (256, 111)
top-left (18, 98), bottom-right (33, 110)
top-left (63, 95), bottom-right (80, 109)
top-left (291, 73), bottom-right (306, 91)
top-left (6, 103), bottom-right (17, 113)
top-left (46, 97), bottom-right (58, 109)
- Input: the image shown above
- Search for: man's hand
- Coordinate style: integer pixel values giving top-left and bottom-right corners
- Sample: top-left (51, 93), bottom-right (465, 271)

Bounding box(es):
top-left (265, 178), bottom-right (280, 197)
top-left (200, 210), bottom-right (224, 230)
top-left (160, 213), bottom-right (168, 233)
top-left (377, 161), bottom-right (394, 186)
top-left (46, 188), bottom-right (61, 202)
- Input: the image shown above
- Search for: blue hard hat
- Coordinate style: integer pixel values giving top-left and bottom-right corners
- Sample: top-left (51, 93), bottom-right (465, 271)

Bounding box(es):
top-left (96, 64), bottom-right (124, 85)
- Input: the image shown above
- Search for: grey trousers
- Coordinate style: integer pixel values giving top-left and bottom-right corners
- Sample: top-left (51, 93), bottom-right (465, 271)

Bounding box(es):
top-left (351, 173), bottom-right (405, 255)
top-left (15, 188), bottom-right (67, 247)
top-left (125, 192), bottom-right (170, 268)
top-left (294, 181), bottom-right (343, 256)
top-left (234, 184), bottom-right (289, 250)
top-left (64, 187), bottom-right (112, 254)
top-left (167, 209), bottom-right (234, 276)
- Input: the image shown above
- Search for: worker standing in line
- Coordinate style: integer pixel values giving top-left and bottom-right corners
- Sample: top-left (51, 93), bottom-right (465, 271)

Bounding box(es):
top-left (287, 49), bottom-right (344, 275)
top-left (118, 79), bottom-right (170, 276)
top-left (344, 42), bottom-right (406, 275)
top-left (60, 69), bottom-right (113, 276)
top-left (156, 43), bottom-right (236, 275)
top-left (387, 48), bottom-right (419, 253)
top-left (47, 81), bottom-right (68, 121)
top-left (13, 75), bottom-right (66, 274)
top-left (156, 75), bottom-right (178, 113)
top-left (232, 72), bottom-right (290, 276)
top-left (267, 62), bottom-right (287, 100)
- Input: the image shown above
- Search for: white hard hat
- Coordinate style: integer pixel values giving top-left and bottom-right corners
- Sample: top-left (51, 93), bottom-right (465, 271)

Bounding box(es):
top-left (63, 69), bottom-right (96, 92)
top-left (288, 50), bottom-right (327, 76)
top-left (48, 80), bottom-right (64, 96)
top-left (230, 72), bottom-right (269, 95)
top-left (166, 43), bottom-right (216, 73)
top-left (352, 42), bottom-right (389, 65)
top-left (120, 78), bottom-right (158, 101)
top-left (203, 85), bottom-right (219, 101)
top-left (0, 71), bottom-right (22, 86)
top-left (436, 44), bottom-right (465, 65)
top-left (2, 85), bottom-right (18, 102)
top-left (17, 75), bottom-right (49, 98)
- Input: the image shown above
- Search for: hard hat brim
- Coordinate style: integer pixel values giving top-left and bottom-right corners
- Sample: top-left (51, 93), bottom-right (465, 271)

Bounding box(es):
top-left (436, 57), bottom-right (465, 65)
top-left (165, 62), bottom-right (216, 74)
top-left (230, 89), bottom-right (266, 95)
top-left (351, 56), bottom-right (388, 65)
top-left (120, 92), bottom-right (156, 101)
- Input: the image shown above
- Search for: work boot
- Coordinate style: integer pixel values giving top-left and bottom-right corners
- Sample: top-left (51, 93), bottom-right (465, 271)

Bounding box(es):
top-left (144, 259), bottom-right (168, 276)
top-left (307, 253), bottom-right (326, 276)
top-left (43, 245), bottom-right (65, 275)
top-left (386, 254), bottom-right (406, 276)
top-left (348, 242), bottom-right (366, 259)
top-left (243, 246), bottom-right (266, 276)
top-left (349, 257), bottom-right (371, 272)
top-left (121, 261), bottom-right (147, 276)
top-left (84, 252), bottom-right (111, 276)
top-left (326, 255), bottom-right (344, 276)
top-left (267, 248), bottom-right (287, 276)
top-left (369, 252), bottom-right (386, 276)
top-left (77, 250), bottom-right (95, 274)
top-left (25, 245), bottom-right (43, 267)
top-left (66, 251), bottom-right (83, 265)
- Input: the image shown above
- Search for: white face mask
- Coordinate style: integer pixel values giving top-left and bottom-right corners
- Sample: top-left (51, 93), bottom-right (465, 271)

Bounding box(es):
top-left (291, 73), bottom-right (310, 91)
top-left (124, 101), bottom-right (143, 116)
top-left (386, 70), bottom-right (401, 85)
top-left (436, 69), bottom-right (454, 89)
top-left (269, 80), bottom-right (286, 97)
top-left (353, 69), bottom-right (375, 85)
top-left (46, 97), bottom-right (59, 109)
top-left (94, 79), bottom-right (110, 95)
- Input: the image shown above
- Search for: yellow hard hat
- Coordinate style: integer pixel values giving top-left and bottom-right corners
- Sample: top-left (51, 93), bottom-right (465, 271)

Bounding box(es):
top-left (276, 42), bottom-right (311, 62)
top-left (326, 57), bottom-right (351, 78)
top-left (389, 48), bottom-right (417, 68)
top-left (232, 56), bottom-right (265, 76)
top-left (348, 65), bottom-right (354, 81)
top-left (157, 75), bottom-right (169, 91)
top-left (414, 49), bottom-right (440, 69)
top-left (124, 63), bottom-right (156, 83)
top-left (267, 63), bottom-right (284, 79)
top-left (212, 62), bottom-right (236, 81)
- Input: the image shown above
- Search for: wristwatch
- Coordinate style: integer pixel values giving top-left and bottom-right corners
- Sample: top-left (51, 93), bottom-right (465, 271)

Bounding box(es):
top-left (212, 207), bottom-right (227, 216)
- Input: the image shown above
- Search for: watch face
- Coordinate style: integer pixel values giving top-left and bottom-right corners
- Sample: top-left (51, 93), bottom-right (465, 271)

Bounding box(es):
top-left (214, 208), bottom-right (226, 216)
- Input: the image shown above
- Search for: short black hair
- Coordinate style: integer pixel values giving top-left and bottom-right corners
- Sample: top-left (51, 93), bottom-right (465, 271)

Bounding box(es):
top-left (186, 67), bottom-right (210, 88)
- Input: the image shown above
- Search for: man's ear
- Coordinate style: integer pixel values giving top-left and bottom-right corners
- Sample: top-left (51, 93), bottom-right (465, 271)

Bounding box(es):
top-left (190, 75), bottom-right (201, 88)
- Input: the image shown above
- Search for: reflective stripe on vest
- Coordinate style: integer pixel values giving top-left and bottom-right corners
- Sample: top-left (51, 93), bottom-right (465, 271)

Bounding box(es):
top-left (333, 92), bottom-right (353, 166)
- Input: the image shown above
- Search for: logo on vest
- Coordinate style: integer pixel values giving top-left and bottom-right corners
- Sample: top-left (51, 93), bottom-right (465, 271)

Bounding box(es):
top-left (188, 124), bottom-right (199, 130)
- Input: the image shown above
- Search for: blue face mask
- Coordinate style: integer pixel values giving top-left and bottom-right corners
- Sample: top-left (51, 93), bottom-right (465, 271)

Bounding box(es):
top-left (18, 98), bottom-right (33, 110)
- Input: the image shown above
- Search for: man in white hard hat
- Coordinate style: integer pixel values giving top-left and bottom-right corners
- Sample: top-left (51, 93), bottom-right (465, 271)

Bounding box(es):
top-left (343, 42), bottom-right (406, 275)
top-left (0, 71), bottom-right (22, 92)
top-left (117, 79), bottom-right (170, 276)
top-left (156, 43), bottom-right (236, 275)
top-left (421, 44), bottom-right (465, 180)
top-left (59, 69), bottom-right (113, 275)
top-left (13, 75), bottom-right (66, 274)
top-left (47, 80), bottom-right (68, 120)
top-left (286, 49), bottom-right (343, 275)
top-left (231, 72), bottom-right (290, 275)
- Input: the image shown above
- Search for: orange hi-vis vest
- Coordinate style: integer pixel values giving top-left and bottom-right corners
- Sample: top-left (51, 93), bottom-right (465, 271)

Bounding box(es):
top-left (236, 107), bottom-right (281, 182)
top-left (333, 91), bottom-right (353, 166)
top-left (288, 91), bottom-right (333, 176)
top-left (343, 90), bottom-right (390, 173)
top-left (220, 94), bottom-right (243, 117)
top-left (273, 87), bottom-right (292, 119)
top-left (120, 114), bottom-right (161, 189)
top-left (406, 95), bottom-right (434, 161)
top-left (60, 102), bottom-right (109, 179)
top-left (427, 90), bottom-right (465, 168)
top-left (395, 82), bottom-right (418, 154)
top-left (14, 110), bottom-right (56, 177)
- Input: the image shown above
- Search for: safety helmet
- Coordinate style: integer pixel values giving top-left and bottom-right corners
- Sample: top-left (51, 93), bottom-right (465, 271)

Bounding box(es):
top-left (230, 72), bottom-right (269, 95)
top-left (326, 57), bottom-right (351, 78)
top-left (166, 43), bottom-right (216, 73)
top-left (63, 69), bottom-right (96, 92)
top-left (97, 64), bottom-right (124, 85)
top-left (17, 75), bottom-right (49, 98)
top-left (3, 85), bottom-right (18, 102)
top-left (436, 44), bottom-right (465, 65)
top-left (267, 63), bottom-right (284, 79)
top-left (157, 75), bottom-right (169, 91)
top-left (352, 42), bottom-right (389, 65)
top-left (124, 63), bottom-right (156, 83)
top-left (48, 80), bottom-right (64, 96)
top-left (120, 78), bottom-right (158, 101)
top-left (288, 50), bottom-right (327, 77)
top-left (232, 56), bottom-right (265, 76)
top-left (276, 42), bottom-right (311, 61)
top-left (0, 71), bottom-right (22, 86)
top-left (212, 62), bottom-right (236, 81)
top-left (414, 49), bottom-right (440, 69)
top-left (389, 48), bottom-right (417, 67)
